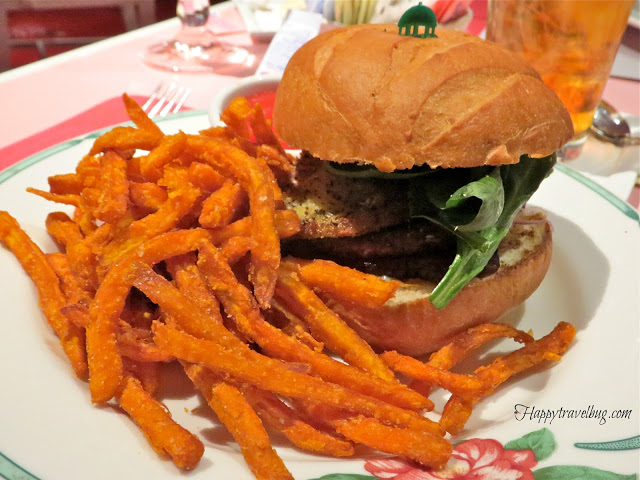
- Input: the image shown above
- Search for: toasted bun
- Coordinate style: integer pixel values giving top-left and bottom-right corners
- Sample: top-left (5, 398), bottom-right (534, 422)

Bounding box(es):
top-left (273, 24), bottom-right (573, 172)
top-left (318, 219), bottom-right (552, 356)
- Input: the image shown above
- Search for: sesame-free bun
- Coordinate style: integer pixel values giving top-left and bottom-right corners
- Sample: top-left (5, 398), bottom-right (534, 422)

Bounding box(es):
top-left (318, 220), bottom-right (553, 356)
top-left (273, 24), bottom-right (573, 172)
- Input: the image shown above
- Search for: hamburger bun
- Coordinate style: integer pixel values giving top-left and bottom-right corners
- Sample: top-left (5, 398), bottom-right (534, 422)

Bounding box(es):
top-left (273, 25), bottom-right (573, 172)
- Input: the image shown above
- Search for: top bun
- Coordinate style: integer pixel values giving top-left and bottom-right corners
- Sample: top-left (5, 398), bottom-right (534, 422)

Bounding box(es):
top-left (273, 24), bottom-right (573, 172)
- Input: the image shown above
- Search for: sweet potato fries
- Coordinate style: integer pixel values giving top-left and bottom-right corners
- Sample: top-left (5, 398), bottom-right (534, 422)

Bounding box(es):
top-left (0, 95), bottom-right (575, 478)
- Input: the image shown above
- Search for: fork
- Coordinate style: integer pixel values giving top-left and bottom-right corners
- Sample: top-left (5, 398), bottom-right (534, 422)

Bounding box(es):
top-left (142, 81), bottom-right (192, 118)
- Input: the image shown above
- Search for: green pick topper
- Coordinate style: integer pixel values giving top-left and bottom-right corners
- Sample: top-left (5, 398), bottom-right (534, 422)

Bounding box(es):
top-left (398, 2), bottom-right (438, 38)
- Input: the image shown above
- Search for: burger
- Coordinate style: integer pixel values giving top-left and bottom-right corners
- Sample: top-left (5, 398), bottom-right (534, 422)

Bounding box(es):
top-left (271, 24), bottom-right (573, 356)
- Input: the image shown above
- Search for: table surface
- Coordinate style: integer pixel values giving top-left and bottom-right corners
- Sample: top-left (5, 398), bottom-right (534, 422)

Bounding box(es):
top-left (0, 0), bottom-right (638, 205)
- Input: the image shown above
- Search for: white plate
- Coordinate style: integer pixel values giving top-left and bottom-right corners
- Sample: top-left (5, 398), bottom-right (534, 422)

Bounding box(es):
top-left (0, 112), bottom-right (638, 480)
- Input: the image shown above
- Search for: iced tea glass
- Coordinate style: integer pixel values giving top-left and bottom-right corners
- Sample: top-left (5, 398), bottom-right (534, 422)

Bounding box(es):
top-left (486, 0), bottom-right (634, 159)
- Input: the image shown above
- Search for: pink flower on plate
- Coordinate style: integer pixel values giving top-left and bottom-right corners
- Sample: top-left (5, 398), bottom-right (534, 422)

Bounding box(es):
top-left (364, 439), bottom-right (537, 480)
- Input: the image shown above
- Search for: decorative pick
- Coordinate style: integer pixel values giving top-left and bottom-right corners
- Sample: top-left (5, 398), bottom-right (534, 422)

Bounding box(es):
top-left (398, 2), bottom-right (438, 38)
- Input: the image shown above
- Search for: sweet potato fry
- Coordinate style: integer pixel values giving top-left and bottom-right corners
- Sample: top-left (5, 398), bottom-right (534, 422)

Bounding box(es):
top-left (165, 253), bottom-right (222, 322)
top-left (187, 161), bottom-right (227, 192)
top-left (473, 322), bottom-right (576, 394)
top-left (296, 259), bottom-right (401, 308)
top-left (123, 359), bottom-right (161, 397)
top-left (89, 126), bottom-right (161, 156)
top-left (187, 135), bottom-right (280, 307)
top-left (428, 323), bottom-right (534, 370)
top-left (129, 182), bottom-right (168, 211)
top-left (139, 132), bottom-right (187, 182)
top-left (117, 376), bottom-right (203, 470)
top-left (152, 321), bottom-right (440, 433)
top-left (122, 93), bottom-right (164, 139)
top-left (275, 266), bottom-right (396, 382)
top-left (381, 351), bottom-right (486, 397)
top-left (439, 322), bottom-right (576, 434)
top-left (118, 321), bottom-right (174, 363)
top-left (87, 228), bottom-right (210, 403)
top-left (48, 173), bottom-right (83, 195)
top-left (93, 151), bottom-right (129, 223)
top-left (46, 212), bottom-right (83, 251)
top-left (208, 383), bottom-right (293, 480)
top-left (196, 240), bottom-right (431, 411)
top-left (207, 210), bottom-right (300, 245)
top-left (241, 385), bottom-right (354, 457)
top-left (0, 211), bottom-right (87, 378)
top-left (46, 252), bottom-right (90, 305)
top-left (409, 323), bottom-right (535, 397)
top-left (334, 415), bottom-right (452, 468)
top-left (27, 188), bottom-right (81, 207)
top-left (219, 236), bottom-right (255, 265)
top-left (131, 262), bottom-right (244, 351)
top-left (199, 180), bottom-right (246, 228)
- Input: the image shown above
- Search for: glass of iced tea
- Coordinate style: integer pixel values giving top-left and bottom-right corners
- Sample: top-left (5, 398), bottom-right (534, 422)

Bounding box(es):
top-left (486, 0), bottom-right (634, 159)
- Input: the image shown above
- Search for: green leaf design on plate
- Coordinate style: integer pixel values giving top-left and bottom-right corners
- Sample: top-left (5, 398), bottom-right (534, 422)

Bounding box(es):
top-left (575, 435), bottom-right (640, 451)
top-left (308, 475), bottom-right (376, 480)
top-left (504, 427), bottom-right (557, 461)
top-left (533, 465), bottom-right (638, 480)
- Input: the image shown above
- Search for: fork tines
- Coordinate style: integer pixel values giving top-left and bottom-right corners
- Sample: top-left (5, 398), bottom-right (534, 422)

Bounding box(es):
top-left (142, 81), bottom-right (192, 118)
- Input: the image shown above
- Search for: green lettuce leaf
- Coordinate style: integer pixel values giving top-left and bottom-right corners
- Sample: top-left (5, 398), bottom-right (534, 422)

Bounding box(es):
top-left (409, 154), bottom-right (556, 309)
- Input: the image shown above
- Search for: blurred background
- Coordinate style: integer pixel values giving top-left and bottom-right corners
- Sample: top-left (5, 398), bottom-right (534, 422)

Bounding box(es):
top-left (2, 0), bottom-right (223, 70)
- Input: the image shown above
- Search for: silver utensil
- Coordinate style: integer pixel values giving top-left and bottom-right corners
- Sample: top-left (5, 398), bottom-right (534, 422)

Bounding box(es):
top-left (590, 100), bottom-right (640, 146)
top-left (142, 81), bottom-right (192, 118)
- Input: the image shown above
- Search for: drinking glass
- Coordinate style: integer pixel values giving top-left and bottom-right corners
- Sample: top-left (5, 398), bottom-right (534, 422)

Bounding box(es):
top-left (486, 0), bottom-right (634, 159)
top-left (143, 0), bottom-right (253, 73)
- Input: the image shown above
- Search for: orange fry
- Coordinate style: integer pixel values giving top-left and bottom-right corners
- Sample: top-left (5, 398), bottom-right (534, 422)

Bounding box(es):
top-left (428, 323), bottom-right (534, 370)
top-left (297, 259), bottom-right (401, 308)
top-left (0, 211), bottom-right (87, 378)
top-left (129, 181), bottom-right (168, 211)
top-left (275, 266), bottom-right (396, 382)
top-left (209, 383), bottom-right (293, 480)
top-left (27, 188), bottom-right (81, 207)
top-left (87, 228), bottom-right (210, 403)
top-left (165, 253), bottom-right (223, 322)
top-left (152, 321), bottom-right (440, 433)
top-left (198, 180), bottom-right (246, 228)
top-left (381, 351), bottom-right (486, 397)
top-left (196, 240), bottom-right (430, 411)
top-left (187, 135), bottom-right (280, 307)
top-left (46, 252), bottom-right (90, 305)
top-left (334, 415), bottom-right (452, 469)
top-left (187, 161), bottom-right (226, 192)
top-left (124, 359), bottom-right (162, 397)
top-left (48, 173), bottom-right (83, 195)
top-left (131, 262), bottom-right (244, 351)
top-left (241, 385), bottom-right (355, 457)
top-left (219, 236), bottom-right (255, 265)
top-left (122, 93), bottom-right (164, 139)
top-left (45, 212), bottom-right (83, 251)
top-left (207, 209), bottom-right (300, 245)
top-left (93, 151), bottom-right (129, 223)
top-left (118, 321), bottom-right (174, 363)
top-left (117, 376), bottom-right (204, 470)
top-left (440, 322), bottom-right (576, 434)
top-left (89, 126), bottom-right (162, 156)
top-left (139, 132), bottom-right (187, 182)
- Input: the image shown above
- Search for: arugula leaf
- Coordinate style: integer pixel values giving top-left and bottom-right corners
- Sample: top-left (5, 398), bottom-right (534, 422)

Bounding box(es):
top-left (410, 154), bottom-right (556, 309)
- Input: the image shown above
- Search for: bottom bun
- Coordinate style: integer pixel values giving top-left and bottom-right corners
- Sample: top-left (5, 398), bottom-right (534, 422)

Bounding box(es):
top-left (320, 218), bottom-right (553, 356)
